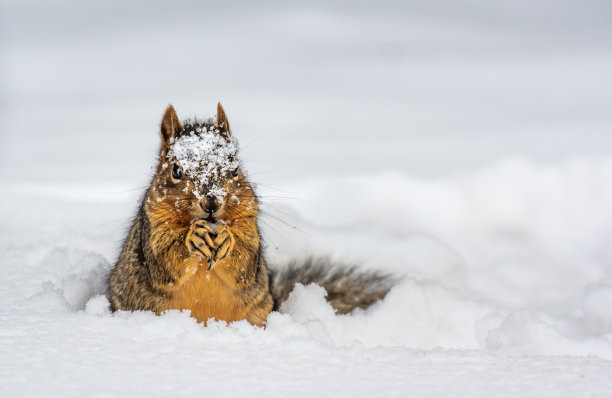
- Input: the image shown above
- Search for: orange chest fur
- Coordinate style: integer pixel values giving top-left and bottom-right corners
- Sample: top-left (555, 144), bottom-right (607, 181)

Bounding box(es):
top-left (166, 263), bottom-right (247, 324)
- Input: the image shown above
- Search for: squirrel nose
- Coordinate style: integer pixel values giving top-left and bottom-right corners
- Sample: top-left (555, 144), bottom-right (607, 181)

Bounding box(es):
top-left (200, 195), bottom-right (219, 214)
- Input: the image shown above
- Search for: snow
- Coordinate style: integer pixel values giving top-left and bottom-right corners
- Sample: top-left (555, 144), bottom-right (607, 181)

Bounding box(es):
top-left (166, 124), bottom-right (239, 199)
top-left (3, 158), bottom-right (612, 397)
top-left (2, 0), bottom-right (612, 396)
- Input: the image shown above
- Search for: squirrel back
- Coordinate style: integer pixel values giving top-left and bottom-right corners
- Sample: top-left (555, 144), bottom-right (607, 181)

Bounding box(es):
top-left (108, 103), bottom-right (394, 326)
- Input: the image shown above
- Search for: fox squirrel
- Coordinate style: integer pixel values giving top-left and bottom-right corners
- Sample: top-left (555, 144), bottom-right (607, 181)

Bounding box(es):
top-left (108, 103), bottom-right (393, 326)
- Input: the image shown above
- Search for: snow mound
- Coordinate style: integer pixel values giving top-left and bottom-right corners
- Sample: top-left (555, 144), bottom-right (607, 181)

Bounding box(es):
top-left (24, 248), bottom-right (111, 312)
top-left (271, 281), bottom-right (499, 349)
top-left (582, 285), bottom-right (612, 334)
top-left (3, 156), bottom-right (612, 396)
top-left (486, 310), bottom-right (612, 359)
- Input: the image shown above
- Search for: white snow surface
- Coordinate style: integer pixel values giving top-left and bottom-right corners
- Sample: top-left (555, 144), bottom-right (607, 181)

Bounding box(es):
top-left (2, 158), bottom-right (612, 397)
top-left (2, 1), bottom-right (612, 397)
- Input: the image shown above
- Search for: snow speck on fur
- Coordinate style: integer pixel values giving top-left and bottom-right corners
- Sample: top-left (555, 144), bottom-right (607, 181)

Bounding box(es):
top-left (167, 126), bottom-right (239, 198)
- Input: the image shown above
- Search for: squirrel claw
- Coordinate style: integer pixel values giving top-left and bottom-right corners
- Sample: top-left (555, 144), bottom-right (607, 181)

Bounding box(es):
top-left (187, 223), bottom-right (215, 262)
top-left (187, 221), bottom-right (235, 269)
top-left (212, 225), bottom-right (235, 262)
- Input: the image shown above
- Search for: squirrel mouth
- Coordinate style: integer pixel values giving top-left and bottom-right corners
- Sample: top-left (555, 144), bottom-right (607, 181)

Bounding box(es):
top-left (203, 214), bottom-right (216, 223)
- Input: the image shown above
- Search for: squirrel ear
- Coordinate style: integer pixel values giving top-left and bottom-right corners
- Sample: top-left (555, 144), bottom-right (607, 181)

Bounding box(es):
top-left (160, 104), bottom-right (183, 149)
top-left (216, 102), bottom-right (231, 137)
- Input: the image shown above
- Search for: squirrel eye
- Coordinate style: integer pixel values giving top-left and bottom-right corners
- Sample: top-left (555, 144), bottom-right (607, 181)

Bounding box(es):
top-left (172, 164), bottom-right (182, 180)
top-left (232, 167), bottom-right (239, 178)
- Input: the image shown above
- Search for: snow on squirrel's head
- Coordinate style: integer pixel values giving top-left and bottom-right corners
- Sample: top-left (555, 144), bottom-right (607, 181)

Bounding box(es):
top-left (147, 103), bottom-right (256, 225)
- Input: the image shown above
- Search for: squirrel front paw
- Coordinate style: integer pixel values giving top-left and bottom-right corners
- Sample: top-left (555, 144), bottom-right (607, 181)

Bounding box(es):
top-left (212, 223), bottom-right (235, 262)
top-left (186, 220), bottom-right (236, 269)
top-left (186, 220), bottom-right (216, 261)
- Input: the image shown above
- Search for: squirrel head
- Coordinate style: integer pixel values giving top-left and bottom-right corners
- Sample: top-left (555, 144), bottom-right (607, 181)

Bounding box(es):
top-left (145, 103), bottom-right (258, 230)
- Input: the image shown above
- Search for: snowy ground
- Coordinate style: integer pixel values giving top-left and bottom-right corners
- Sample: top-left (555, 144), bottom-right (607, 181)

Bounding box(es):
top-left (1, 1), bottom-right (612, 397)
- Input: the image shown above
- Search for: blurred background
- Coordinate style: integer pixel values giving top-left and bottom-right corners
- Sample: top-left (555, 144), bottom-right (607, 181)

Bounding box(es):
top-left (1, 0), bottom-right (611, 184)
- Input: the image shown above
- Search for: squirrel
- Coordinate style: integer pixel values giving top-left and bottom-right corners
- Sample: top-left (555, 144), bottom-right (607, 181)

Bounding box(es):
top-left (108, 103), bottom-right (393, 327)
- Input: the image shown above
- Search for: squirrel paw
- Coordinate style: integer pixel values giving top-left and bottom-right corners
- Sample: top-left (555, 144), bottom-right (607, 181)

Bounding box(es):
top-left (212, 223), bottom-right (235, 262)
top-left (186, 220), bottom-right (216, 261)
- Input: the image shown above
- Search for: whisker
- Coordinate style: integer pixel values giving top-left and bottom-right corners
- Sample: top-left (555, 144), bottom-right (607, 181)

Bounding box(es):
top-left (259, 202), bottom-right (301, 221)
top-left (258, 209), bottom-right (311, 237)
top-left (238, 135), bottom-right (264, 151)
top-left (104, 185), bottom-right (149, 195)
top-left (251, 182), bottom-right (300, 196)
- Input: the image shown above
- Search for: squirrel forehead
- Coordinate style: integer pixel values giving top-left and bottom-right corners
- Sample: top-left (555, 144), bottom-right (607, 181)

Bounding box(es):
top-left (166, 127), bottom-right (239, 184)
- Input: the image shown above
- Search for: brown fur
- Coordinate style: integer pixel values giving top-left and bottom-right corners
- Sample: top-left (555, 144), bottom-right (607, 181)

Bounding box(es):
top-left (269, 258), bottom-right (394, 314)
top-left (108, 104), bottom-right (394, 326)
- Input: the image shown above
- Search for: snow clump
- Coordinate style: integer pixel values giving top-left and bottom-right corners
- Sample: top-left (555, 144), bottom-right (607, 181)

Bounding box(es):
top-left (167, 125), bottom-right (239, 198)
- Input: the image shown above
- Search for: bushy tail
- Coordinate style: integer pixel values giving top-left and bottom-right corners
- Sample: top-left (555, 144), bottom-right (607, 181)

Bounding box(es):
top-left (268, 257), bottom-right (396, 314)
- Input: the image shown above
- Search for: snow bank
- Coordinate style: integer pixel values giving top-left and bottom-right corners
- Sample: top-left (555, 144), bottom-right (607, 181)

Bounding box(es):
top-left (24, 248), bottom-right (110, 312)
top-left (256, 157), bottom-right (612, 358)
top-left (4, 157), bottom-right (611, 357)
top-left (2, 156), bottom-right (612, 397)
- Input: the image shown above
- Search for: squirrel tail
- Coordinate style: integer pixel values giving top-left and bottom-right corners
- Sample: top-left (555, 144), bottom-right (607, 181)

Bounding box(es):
top-left (268, 257), bottom-right (396, 314)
